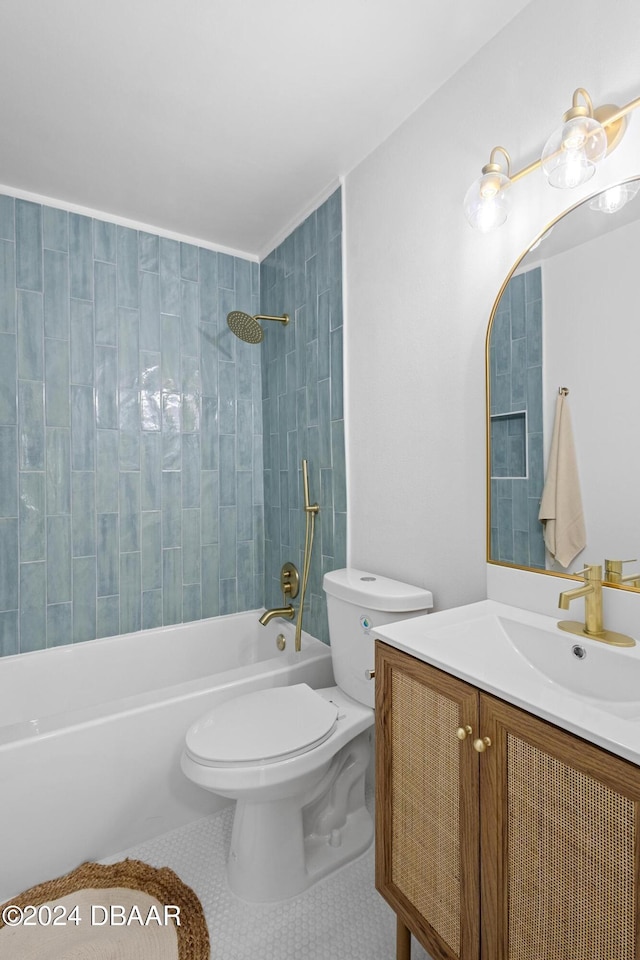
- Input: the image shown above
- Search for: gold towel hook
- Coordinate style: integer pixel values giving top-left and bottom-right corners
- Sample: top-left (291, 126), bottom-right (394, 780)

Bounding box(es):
top-left (559, 386), bottom-right (569, 396)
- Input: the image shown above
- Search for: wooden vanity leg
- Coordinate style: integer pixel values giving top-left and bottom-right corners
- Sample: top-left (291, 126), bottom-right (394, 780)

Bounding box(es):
top-left (396, 917), bottom-right (411, 960)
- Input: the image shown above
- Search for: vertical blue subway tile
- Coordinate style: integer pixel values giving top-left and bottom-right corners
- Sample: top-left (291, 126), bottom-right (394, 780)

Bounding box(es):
top-left (47, 515), bottom-right (71, 603)
top-left (237, 472), bottom-right (253, 542)
top-left (19, 379), bottom-right (45, 470)
top-left (235, 257), bottom-right (252, 308)
top-left (139, 231), bottom-right (159, 273)
top-left (118, 307), bottom-right (139, 388)
top-left (220, 578), bottom-right (237, 616)
top-left (97, 513), bottom-right (119, 597)
top-left (119, 472), bottom-right (140, 553)
top-left (20, 561), bottom-right (46, 651)
top-left (43, 249), bottom-right (69, 339)
top-left (218, 253), bottom-right (234, 290)
top-left (317, 290), bottom-right (330, 381)
top-left (161, 313), bottom-right (181, 389)
top-left (140, 351), bottom-right (161, 432)
top-left (93, 219), bottom-right (117, 263)
top-left (219, 362), bottom-right (236, 435)
top-left (160, 238), bottom-right (180, 315)
top-left (200, 322), bottom-right (218, 397)
top-left (0, 240), bottom-right (16, 333)
top-left (73, 556), bottom-right (97, 642)
top-left (94, 260), bottom-right (117, 345)
top-left (182, 508), bottom-right (201, 584)
top-left (72, 472), bottom-right (96, 557)
top-left (334, 511), bottom-right (347, 567)
top-left (331, 419), bottom-right (346, 512)
top-left (526, 298), bottom-right (542, 367)
top-left (162, 471), bottom-right (182, 548)
top-left (70, 299), bottom-right (95, 385)
top-left (162, 391), bottom-right (181, 470)
top-left (139, 270), bottom-right (160, 351)
top-left (141, 511), bottom-right (162, 591)
top-left (47, 602), bottom-right (73, 647)
top-left (327, 187), bottom-right (341, 238)
top-left (0, 518), bottom-right (19, 611)
top-left (182, 434), bottom-right (200, 508)
top-left (0, 427), bottom-right (17, 518)
top-left (45, 337), bottom-right (70, 427)
top-left (182, 356), bottom-right (201, 434)
top-left (201, 397), bottom-right (218, 470)
top-left (142, 590), bottom-right (162, 630)
top-left (180, 243), bottom-right (198, 281)
top-left (43, 207), bottom-right (68, 252)
top-left (71, 384), bottom-right (95, 470)
top-left (0, 333), bottom-right (17, 424)
top-left (201, 471), bottom-right (219, 544)
top-left (46, 428), bottom-right (71, 515)
top-left (0, 610), bottom-right (19, 656)
top-left (183, 584), bottom-right (202, 623)
top-left (19, 472), bottom-right (44, 560)
top-left (198, 248), bottom-right (218, 324)
top-left (15, 200), bottom-right (42, 292)
top-left (219, 434), bottom-right (236, 506)
top-left (237, 541), bottom-right (254, 610)
top-left (329, 235), bottom-right (343, 329)
top-left (237, 400), bottom-right (252, 471)
top-left (0, 196), bottom-right (15, 241)
top-left (181, 280), bottom-right (199, 357)
top-left (69, 214), bottom-right (93, 300)
top-left (96, 596), bottom-right (119, 639)
top-left (162, 548), bottom-right (182, 625)
top-left (141, 432), bottom-right (162, 510)
top-left (220, 506), bottom-right (237, 579)
top-left (95, 346), bottom-right (118, 429)
top-left (17, 290), bottom-right (43, 380)
top-left (96, 430), bottom-right (119, 513)
top-left (117, 226), bottom-right (139, 308)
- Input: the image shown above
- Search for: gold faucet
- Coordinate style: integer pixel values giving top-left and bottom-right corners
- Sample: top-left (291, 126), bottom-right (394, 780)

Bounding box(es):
top-left (258, 561), bottom-right (299, 627)
top-left (558, 563), bottom-right (635, 647)
top-left (258, 605), bottom-right (295, 627)
top-left (604, 558), bottom-right (640, 588)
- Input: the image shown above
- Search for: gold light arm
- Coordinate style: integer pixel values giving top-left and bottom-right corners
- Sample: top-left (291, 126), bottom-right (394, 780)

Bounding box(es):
top-left (495, 89), bottom-right (640, 186)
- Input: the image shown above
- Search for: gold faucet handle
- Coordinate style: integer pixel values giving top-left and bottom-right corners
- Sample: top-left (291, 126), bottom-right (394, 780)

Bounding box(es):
top-left (573, 564), bottom-right (602, 579)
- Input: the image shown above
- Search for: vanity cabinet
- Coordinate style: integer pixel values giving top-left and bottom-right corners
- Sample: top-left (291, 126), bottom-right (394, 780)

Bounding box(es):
top-left (375, 641), bottom-right (640, 960)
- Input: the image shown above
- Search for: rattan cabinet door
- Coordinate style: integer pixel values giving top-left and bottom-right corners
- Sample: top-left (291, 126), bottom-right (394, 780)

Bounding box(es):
top-left (375, 642), bottom-right (481, 960)
top-left (480, 693), bottom-right (640, 960)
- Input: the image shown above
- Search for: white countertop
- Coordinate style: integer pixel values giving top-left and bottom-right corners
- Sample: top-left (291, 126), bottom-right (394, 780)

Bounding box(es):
top-left (374, 599), bottom-right (640, 767)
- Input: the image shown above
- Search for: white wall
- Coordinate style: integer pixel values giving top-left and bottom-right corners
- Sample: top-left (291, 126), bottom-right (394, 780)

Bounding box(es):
top-left (344, 0), bottom-right (640, 611)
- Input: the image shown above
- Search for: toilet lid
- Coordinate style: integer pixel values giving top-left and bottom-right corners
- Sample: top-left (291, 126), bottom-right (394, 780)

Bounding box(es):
top-left (185, 683), bottom-right (339, 767)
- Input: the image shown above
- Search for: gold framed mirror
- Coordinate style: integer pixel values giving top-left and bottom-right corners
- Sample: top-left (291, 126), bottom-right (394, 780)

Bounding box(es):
top-left (486, 176), bottom-right (640, 590)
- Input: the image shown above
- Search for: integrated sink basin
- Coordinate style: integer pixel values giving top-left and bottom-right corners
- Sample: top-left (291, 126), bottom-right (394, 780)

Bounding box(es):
top-left (373, 599), bottom-right (640, 765)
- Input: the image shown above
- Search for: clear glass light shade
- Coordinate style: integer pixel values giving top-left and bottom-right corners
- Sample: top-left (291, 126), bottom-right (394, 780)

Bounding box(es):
top-left (464, 170), bottom-right (511, 232)
top-left (589, 181), bottom-right (640, 214)
top-left (541, 115), bottom-right (607, 189)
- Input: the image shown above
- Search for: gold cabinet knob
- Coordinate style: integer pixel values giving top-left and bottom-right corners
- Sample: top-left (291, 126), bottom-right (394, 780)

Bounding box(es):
top-left (456, 725), bottom-right (473, 740)
top-left (473, 737), bottom-right (492, 753)
top-left (365, 669), bottom-right (375, 680)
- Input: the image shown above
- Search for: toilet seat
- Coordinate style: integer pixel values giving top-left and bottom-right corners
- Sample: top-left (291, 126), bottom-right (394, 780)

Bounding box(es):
top-left (185, 683), bottom-right (339, 767)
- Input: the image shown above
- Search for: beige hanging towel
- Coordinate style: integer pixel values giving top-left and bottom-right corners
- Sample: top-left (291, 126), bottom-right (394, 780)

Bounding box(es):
top-left (538, 392), bottom-right (586, 568)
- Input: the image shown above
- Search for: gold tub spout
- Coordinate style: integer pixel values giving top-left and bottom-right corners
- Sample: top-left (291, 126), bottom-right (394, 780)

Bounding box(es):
top-left (258, 605), bottom-right (295, 627)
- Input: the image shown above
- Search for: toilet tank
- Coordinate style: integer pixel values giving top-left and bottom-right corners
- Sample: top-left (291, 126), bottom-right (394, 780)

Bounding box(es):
top-left (323, 568), bottom-right (433, 708)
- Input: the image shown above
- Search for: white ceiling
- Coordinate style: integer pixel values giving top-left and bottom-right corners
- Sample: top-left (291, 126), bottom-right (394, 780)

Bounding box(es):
top-left (0, 0), bottom-right (534, 259)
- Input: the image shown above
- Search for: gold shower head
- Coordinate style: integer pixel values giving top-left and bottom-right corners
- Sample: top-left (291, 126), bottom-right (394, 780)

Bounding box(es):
top-left (226, 311), bottom-right (289, 344)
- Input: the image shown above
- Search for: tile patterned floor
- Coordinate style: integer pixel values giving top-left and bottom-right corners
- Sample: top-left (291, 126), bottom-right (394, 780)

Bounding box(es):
top-left (104, 803), bottom-right (431, 960)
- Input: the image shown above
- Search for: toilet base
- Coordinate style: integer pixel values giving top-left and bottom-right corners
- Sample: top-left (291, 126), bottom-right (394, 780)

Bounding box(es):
top-left (226, 730), bottom-right (373, 902)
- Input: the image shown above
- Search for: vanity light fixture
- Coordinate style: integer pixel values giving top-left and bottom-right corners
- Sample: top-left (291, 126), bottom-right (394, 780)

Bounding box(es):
top-left (465, 87), bottom-right (640, 231)
top-left (588, 180), bottom-right (640, 214)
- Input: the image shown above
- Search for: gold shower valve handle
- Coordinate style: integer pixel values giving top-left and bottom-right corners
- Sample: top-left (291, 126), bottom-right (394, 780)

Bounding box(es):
top-left (473, 736), bottom-right (492, 753)
top-left (456, 725), bottom-right (473, 741)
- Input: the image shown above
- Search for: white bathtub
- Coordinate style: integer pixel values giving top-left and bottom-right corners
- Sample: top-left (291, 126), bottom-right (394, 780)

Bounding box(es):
top-left (0, 612), bottom-right (334, 901)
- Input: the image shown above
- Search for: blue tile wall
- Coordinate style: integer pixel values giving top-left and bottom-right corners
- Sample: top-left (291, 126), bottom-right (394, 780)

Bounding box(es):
top-left (260, 188), bottom-right (345, 644)
top-left (489, 266), bottom-right (545, 569)
top-left (0, 195), bottom-right (263, 656)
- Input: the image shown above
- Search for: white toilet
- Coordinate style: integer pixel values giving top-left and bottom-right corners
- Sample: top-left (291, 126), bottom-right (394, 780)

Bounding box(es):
top-left (181, 567), bottom-right (433, 902)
